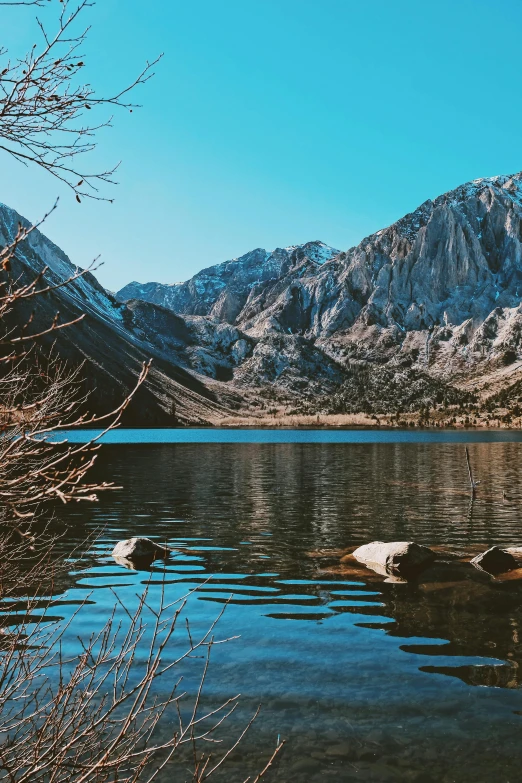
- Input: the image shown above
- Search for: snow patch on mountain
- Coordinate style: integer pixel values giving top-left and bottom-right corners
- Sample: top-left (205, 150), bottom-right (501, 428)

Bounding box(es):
top-left (0, 202), bottom-right (125, 324)
top-left (115, 240), bottom-right (339, 321)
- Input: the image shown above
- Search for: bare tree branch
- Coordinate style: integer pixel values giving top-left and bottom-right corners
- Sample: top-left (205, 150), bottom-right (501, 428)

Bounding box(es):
top-left (0, 205), bottom-right (149, 527)
top-left (0, 211), bottom-right (283, 782)
top-left (0, 1), bottom-right (50, 6)
top-left (0, 567), bottom-right (281, 782)
top-left (0, 3), bottom-right (281, 772)
top-left (0, 0), bottom-right (162, 200)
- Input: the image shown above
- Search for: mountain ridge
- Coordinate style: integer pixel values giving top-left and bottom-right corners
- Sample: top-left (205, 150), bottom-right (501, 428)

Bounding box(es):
top-left (5, 172), bottom-right (522, 425)
top-left (117, 172), bottom-right (522, 340)
top-left (0, 202), bottom-right (241, 425)
top-left (115, 171), bottom-right (522, 416)
top-left (116, 240), bottom-right (340, 323)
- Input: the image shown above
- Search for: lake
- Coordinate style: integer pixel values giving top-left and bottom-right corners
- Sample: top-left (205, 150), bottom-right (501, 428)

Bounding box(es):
top-left (29, 431), bottom-right (522, 781)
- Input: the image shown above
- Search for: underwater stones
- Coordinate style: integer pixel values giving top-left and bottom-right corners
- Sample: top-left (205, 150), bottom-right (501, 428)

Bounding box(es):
top-left (112, 537), bottom-right (170, 562)
top-left (352, 541), bottom-right (436, 577)
top-left (470, 546), bottom-right (517, 575)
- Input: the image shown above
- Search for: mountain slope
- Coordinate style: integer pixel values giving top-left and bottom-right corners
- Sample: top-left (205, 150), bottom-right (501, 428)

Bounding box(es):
top-left (0, 203), bottom-right (239, 425)
top-left (245, 173), bottom-right (522, 341)
top-left (116, 172), bottom-right (522, 414)
top-left (6, 171), bottom-right (522, 426)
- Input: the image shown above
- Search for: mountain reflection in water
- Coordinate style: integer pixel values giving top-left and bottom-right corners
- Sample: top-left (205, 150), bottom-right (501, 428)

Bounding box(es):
top-left (21, 440), bottom-right (522, 782)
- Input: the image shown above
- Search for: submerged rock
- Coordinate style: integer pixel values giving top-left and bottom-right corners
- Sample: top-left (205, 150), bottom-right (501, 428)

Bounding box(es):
top-left (112, 537), bottom-right (170, 561)
top-left (352, 541), bottom-right (436, 577)
top-left (113, 555), bottom-right (142, 571)
top-left (470, 546), bottom-right (517, 575)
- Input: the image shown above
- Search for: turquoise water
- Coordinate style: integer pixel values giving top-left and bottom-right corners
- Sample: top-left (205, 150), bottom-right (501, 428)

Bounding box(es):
top-left (20, 433), bottom-right (522, 781)
top-left (58, 427), bottom-right (522, 443)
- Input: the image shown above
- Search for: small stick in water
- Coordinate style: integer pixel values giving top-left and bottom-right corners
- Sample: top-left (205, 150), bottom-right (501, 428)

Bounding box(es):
top-left (465, 446), bottom-right (477, 497)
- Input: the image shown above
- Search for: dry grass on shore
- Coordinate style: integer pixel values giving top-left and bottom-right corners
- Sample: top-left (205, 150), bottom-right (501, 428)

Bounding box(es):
top-left (213, 411), bottom-right (522, 429)
top-left (216, 412), bottom-right (378, 428)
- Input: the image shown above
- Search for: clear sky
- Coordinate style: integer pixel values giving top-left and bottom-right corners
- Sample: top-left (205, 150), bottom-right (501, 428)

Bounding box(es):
top-left (2, 0), bottom-right (522, 290)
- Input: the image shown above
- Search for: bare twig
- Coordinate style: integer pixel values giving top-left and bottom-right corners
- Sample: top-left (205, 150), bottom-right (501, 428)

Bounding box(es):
top-left (465, 446), bottom-right (479, 498)
top-left (0, 208), bottom-right (281, 782)
top-left (0, 0), bottom-right (162, 200)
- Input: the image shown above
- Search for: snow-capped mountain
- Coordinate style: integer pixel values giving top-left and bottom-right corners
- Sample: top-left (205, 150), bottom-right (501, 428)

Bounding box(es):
top-left (6, 171), bottom-right (522, 423)
top-left (116, 172), bottom-right (522, 413)
top-left (116, 241), bottom-right (339, 322)
top-left (119, 173), bottom-right (522, 344)
top-left (273, 172), bottom-right (522, 340)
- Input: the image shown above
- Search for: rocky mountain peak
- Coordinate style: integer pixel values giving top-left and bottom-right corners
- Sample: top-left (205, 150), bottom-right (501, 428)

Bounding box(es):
top-left (115, 240), bottom-right (339, 322)
top-left (114, 171), bottom-right (522, 360)
top-left (8, 171), bottom-right (522, 421)
top-left (443, 171), bottom-right (522, 207)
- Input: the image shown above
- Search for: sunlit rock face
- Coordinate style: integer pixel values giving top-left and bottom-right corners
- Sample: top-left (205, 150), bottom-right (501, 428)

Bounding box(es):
top-left (114, 173), bottom-right (522, 404)
top-left (235, 173), bottom-right (522, 343)
top-left (8, 172), bottom-right (522, 418)
top-left (116, 241), bottom-right (340, 322)
top-left (118, 173), bottom-right (522, 343)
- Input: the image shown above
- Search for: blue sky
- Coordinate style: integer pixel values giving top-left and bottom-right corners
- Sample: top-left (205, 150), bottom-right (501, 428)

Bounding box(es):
top-left (2, 0), bottom-right (522, 290)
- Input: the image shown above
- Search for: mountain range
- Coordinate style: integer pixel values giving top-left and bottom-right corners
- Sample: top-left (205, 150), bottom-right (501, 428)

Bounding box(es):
top-left (5, 172), bottom-right (522, 424)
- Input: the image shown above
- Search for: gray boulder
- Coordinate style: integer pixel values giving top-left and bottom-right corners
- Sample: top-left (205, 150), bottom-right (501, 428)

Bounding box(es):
top-left (112, 537), bottom-right (170, 561)
top-left (470, 546), bottom-right (517, 575)
top-left (352, 541), bottom-right (436, 577)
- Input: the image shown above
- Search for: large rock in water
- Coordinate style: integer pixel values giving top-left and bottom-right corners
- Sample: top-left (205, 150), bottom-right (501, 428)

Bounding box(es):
top-left (352, 541), bottom-right (436, 577)
top-left (470, 546), bottom-right (517, 574)
top-left (112, 537), bottom-right (170, 560)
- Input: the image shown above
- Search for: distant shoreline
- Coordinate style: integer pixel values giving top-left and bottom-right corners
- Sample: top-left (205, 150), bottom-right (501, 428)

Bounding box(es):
top-left (203, 411), bottom-right (521, 430)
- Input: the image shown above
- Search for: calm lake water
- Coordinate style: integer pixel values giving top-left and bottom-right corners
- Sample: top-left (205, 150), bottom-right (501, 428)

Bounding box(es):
top-left (30, 431), bottom-right (522, 781)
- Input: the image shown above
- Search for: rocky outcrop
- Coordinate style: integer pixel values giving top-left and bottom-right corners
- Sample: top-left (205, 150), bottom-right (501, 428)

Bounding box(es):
top-left (116, 241), bottom-right (339, 321)
top-left (470, 546), bottom-right (518, 574)
top-left (234, 334), bottom-right (344, 394)
top-left (113, 172), bottom-right (522, 409)
top-left (351, 541), bottom-right (436, 577)
top-left (123, 299), bottom-right (256, 382)
top-left (235, 174), bottom-right (522, 350)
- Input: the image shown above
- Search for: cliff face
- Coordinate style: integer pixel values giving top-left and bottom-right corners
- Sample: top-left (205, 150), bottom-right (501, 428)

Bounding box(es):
top-left (115, 173), bottom-right (522, 412)
top-left (116, 241), bottom-right (339, 322)
top-left (118, 175), bottom-right (522, 343)
top-left (234, 174), bottom-right (522, 341)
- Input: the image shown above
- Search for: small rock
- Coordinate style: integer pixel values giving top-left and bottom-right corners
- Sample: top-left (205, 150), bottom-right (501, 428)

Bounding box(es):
top-left (470, 546), bottom-right (517, 575)
top-left (112, 537), bottom-right (170, 561)
top-left (352, 541), bottom-right (436, 577)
